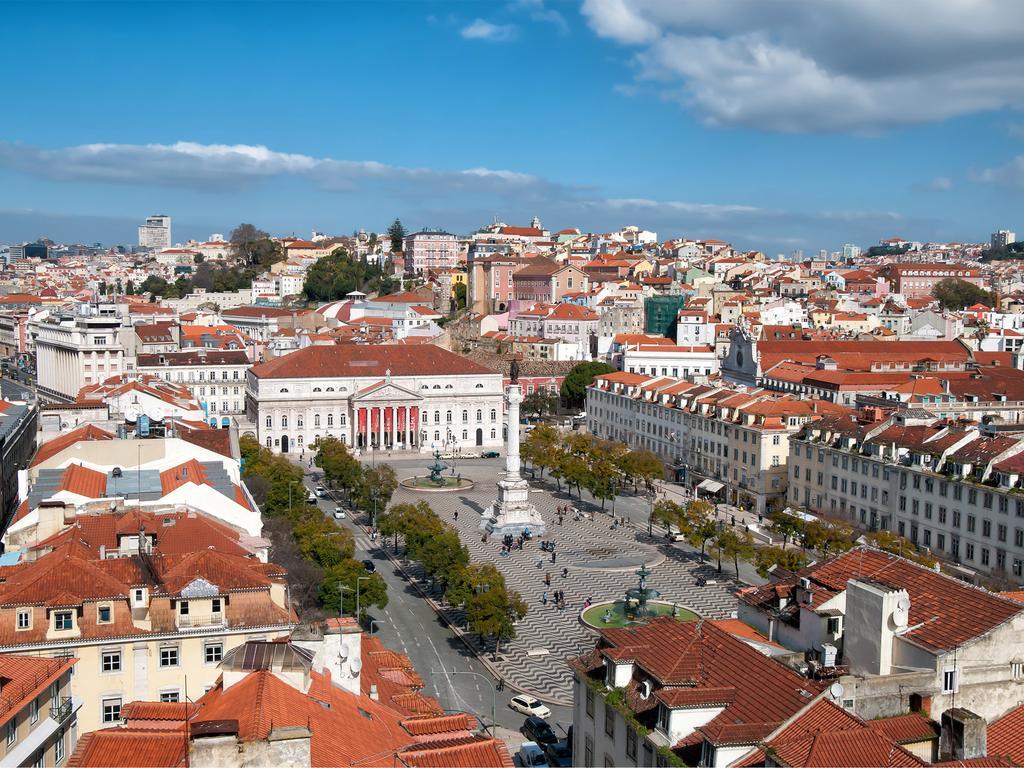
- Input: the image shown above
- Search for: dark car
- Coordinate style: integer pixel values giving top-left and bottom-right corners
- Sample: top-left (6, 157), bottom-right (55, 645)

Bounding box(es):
top-left (522, 716), bottom-right (557, 746)
top-left (543, 740), bottom-right (571, 767)
top-left (481, 450), bottom-right (500, 459)
top-left (361, 559), bottom-right (376, 573)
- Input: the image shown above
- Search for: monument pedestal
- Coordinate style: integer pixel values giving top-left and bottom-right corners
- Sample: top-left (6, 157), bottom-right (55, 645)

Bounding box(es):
top-left (479, 381), bottom-right (546, 537)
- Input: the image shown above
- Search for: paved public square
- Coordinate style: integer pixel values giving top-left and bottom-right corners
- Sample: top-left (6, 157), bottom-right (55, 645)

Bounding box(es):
top-left (371, 454), bottom-right (743, 704)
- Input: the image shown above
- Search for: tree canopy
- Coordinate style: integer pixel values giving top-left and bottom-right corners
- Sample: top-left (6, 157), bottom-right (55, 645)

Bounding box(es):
top-left (388, 218), bottom-right (407, 253)
top-left (302, 248), bottom-right (395, 302)
top-left (522, 391), bottom-right (559, 420)
top-left (230, 223), bottom-right (283, 269)
top-left (560, 361), bottom-right (615, 409)
top-left (933, 277), bottom-right (993, 310)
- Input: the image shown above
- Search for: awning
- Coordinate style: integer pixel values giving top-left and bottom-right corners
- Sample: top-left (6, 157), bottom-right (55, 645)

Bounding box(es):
top-left (696, 479), bottom-right (724, 493)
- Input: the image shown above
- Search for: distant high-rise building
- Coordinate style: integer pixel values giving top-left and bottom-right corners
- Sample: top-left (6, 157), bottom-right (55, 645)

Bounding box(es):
top-left (842, 243), bottom-right (861, 260)
top-left (991, 229), bottom-right (1017, 250)
top-left (138, 214), bottom-right (171, 249)
top-left (818, 248), bottom-right (828, 259)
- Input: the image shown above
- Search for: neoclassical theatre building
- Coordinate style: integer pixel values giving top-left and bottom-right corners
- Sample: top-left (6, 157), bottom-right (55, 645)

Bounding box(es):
top-left (245, 345), bottom-right (505, 453)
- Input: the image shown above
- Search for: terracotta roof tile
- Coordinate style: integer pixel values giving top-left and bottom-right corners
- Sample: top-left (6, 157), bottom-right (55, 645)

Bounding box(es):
top-left (249, 344), bottom-right (493, 380)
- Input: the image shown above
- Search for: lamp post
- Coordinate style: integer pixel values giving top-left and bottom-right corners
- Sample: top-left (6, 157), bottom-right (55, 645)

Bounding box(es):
top-left (442, 670), bottom-right (497, 737)
top-left (356, 575), bottom-right (370, 622)
top-left (338, 584), bottom-right (352, 618)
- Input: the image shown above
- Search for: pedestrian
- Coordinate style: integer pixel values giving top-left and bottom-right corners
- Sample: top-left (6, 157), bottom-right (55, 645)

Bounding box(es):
top-left (454, 510), bottom-right (459, 521)
top-left (542, 592), bottom-right (548, 605)
top-left (496, 678), bottom-right (504, 692)
top-left (536, 557), bottom-right (543, 568)
top-left (545, 572), bottom-right (551, 587)
top-left (562, 567), bottom-right (568, 578)
top-left (551, 551), bottom-right (557, 564)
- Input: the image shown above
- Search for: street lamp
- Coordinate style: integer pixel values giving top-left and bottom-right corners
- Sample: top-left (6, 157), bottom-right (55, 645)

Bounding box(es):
top-left (440, 669), bottom-right (498, 737)
top-left (356, 575), bottom-right (370, 622)
top-left (338, 584), bottom-right (352, 618)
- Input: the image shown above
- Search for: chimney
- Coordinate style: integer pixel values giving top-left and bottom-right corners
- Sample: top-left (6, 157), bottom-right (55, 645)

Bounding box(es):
top-left (940, 708), bottom-right (987, 761)
top-left (369, 684), bottom-right (379, 701)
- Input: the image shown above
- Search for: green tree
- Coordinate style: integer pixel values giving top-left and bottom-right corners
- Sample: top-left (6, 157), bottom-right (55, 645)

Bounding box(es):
top-left (618, 450), bottom-right (664, 493)
top-left (865, 530), bottom-right (936, 567)
top-left (388, 218), bottom-right (407, 253)
top-left (714, 528), bottom-right (755, 579)
top-left (754, 546), bottom-right (807, 577)
top-left (454, 282), bottom-right (467, 310)
top-left (522, 424), bottom-right (559, 478)
top-left (194, 253), bottom-right (205, 264)
top-left (125, 280), bottom-right (136, 295)
top-left (230, 223), bottom-right (282, 268)
top-left (684, 500), bottom-right (717, 562)
top-left (651, 500), bottom-right (687, 534)
top-left (451, 564), bottom-right (527, 657)
top-left (522, 391), bottom-right (559, 420)
top-left (302, 248), bottom-right (393, 302)
top-left (560, 361), bottom-right (615, 410)
top-left (419, 526), bottom-right (469, 590)
top-left (353, 464), bottom-right (399, 519)
top-left (315, 437), bottom-right (362, 498)
top-left (767, 510), bottom-right (805, 550)
top-left (293, 515), bottom-right (355, 568)
top-left (320, 558), bottom-right (388, 617)
top-left (933, 277), bottom-right (993, 311)
top-left (97, 280), bottom-right (107, 295)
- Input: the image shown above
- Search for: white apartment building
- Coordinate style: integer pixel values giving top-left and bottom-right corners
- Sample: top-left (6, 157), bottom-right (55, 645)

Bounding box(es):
top-left (34, 304), bottom-right (138, 402)
top-left (587, 372), bottom-right (839, 513)
top-left (992, 229), bottom-right (1017, 250)
top-left (621, 343), bottom-right (719, 381)
top-left (136, 350), bottom-right (250, 426)
top-left (220, 305), bottom-right (295, 342)
top-left (403, 230), bottom-right (459, 274)
top-left (245, 344), bottom-right (504, 454)
top-left (788, 408), bottom-right (1024, 580)
top-left (138, 215), bottom-right (171, 250)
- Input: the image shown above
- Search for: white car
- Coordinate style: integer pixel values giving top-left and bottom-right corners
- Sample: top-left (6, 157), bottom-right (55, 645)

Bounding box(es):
top-left (315, 486), bottom-right (326, 497)
top-left (333, 507), bottom-right (346, 520)
top-left (509, 695), bottom-right (551, 719)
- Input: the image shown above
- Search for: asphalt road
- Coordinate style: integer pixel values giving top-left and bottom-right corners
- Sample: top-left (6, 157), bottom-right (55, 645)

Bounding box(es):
top-left (299, 468), bottom-right (574, 738)
top-left (0, 374), bottom-right (35, 402)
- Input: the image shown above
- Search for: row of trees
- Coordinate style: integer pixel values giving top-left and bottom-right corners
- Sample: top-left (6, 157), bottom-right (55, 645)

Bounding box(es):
top-left (523, 426), bottom-right (664, 509)
top-left (240, 436), bottom-right (388, 618)
top-left (313, 437), bottom-right (399, 515)
top-left (652, 499), bottom-right (757, 578)
top-left (376, 500), bottom-right (527, 655)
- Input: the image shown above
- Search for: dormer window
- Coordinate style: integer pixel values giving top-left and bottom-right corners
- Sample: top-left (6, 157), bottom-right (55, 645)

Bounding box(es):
top-left (179, 600), bottom-right (189, 616)
top-left (657, 703), bottom-right (671, 734)
top-left (54, 611), bottom-right (73, 631)
top-left (16, 610), bottom-right (30, 630)
top-left (97, 605), bottom-right (112, 624)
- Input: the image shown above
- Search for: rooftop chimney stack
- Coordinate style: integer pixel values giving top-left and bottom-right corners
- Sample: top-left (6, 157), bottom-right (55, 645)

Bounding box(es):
top-left (940, 708), bottom-right (987, 762)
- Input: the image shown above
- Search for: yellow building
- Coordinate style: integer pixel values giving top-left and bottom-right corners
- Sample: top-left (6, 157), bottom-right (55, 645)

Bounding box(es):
top-left (0, 655), bottom-right (76, 768)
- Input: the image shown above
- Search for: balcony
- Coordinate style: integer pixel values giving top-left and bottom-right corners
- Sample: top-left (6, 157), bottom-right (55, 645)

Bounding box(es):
top-left (177, 612), bottom-right (225, 629)
top-left (50, 696), bottom-right (72, 723)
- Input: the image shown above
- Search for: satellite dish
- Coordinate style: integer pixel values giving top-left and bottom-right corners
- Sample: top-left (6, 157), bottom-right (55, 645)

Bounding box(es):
top-left (338, 644), bottom-right (349, 661)
top-left (829, 682), bottom-right (845, 700)
top-left (350, 657), bottom-right (362, 676)
top-left (897, 595), bottom-right (911, 612)
top-left (892, 609), bottom-right (908, 628)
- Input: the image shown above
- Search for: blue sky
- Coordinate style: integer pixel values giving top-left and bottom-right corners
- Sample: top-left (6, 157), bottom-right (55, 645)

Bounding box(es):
top-left (2, 0), bottom-right (1024, 254)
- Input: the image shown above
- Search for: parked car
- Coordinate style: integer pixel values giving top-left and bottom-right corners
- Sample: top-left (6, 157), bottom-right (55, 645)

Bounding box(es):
top-left (522, 716), bottom-right (557, 746)
top-left (306, 492), bottom-right (317, 504)
top-left (543, 740), bottom-right (572, 767)
top-left (315, 485), bottom-right (326, 497)
top-left (516, 742), bottom-right (549, 767)
top-left (509, 695), bottom-right (551, 719)
top-left (361, 559), bottom-right (376, 573)
top-left (481, 450), bottom-right (500, 459)
top-left (665, 526), bottom-right (686, 542)
top-left (333, 507), bottom-right (346, 520)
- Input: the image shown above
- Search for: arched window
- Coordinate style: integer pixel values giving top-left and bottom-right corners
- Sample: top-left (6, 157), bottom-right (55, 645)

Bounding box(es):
top-left (490, 429), bottom-right (496, 439)
top-left (445, 384), bottom-right (453, 389)
top-left (327, 414), bottom-right (334, 427)
top-left (490, 409), bottom-right (497, 422)
top-left (422, 410), bottom-right (428, 423)
top-left (279, 387), bottom-right (288, 393)
top-left (434, 431), bottom-right (440, 442)
top-left (462, 410), bottom-right (469, 423)
top-left (281, 416), bottom-right (288, 428)
top-left (313, 387), bottom-right (322, 392)
top-left (340, 434), bottom-right (347, 444)
top-left (462, 430), bottom-right (468, 440)
top-left (297, 435), bottom-right (304, 445)
top-left (421, 430), bottom-right (428, 443)
top-left (265, 416), bottom-right (272, 428)
top-left (475, 383), bottom-right (484, 388)
top-left (340, 414), bottom-right (347, 425)
top-left (432, 384), bottom-right (441, 390)
top-left (266, 437), bottom-right (272, 447)
top-left (326, 387), bottom-right (335, 392)
top-left (314, 414), bottom-right (321, 427)
top-left (476, 409), bottom-right (482, 421)
top-left (434, 412), bottom-right (440, 424)
top-left (446, 411), bottom-right (452, 423)
top-left (297, 415), bottom-right (304, 428)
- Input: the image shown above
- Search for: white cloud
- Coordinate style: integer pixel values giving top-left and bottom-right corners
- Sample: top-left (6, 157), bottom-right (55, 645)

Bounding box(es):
top-left (510, 0), bottom-right (569, 34)
top-left (460, 18), bottom-right (517, 41)
top-left (580, 0), bottom-right (1024, 133)
top-left (0, 138), bottom-right (945, 251)
top-left (928, 176), bottom-right (954, 192)
top-left (972, 155), bottom-right (1024, 189)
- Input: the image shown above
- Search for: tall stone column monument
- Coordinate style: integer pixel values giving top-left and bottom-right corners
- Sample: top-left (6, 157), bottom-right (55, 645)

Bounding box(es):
top-left (480, 361), bottom-right (546, 536)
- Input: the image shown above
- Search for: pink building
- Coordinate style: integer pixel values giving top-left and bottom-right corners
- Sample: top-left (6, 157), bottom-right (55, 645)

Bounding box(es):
top-left (511, 260), bottom-right (588, 315)
top-left (403, 229), bottom-right (459, 274)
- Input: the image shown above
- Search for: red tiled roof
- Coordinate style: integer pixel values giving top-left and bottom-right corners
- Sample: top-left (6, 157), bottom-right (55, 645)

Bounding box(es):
top-left (988, 703), bottom-right (1024, 765)
top-left (249, 344), bottom-right (493, 380)
top-left (59, 463), bottom-right (109, 497)
top-left (0, 655), bottom-right (74, 727)
top-left (866, 713), bottom-right (939, 744)
top-left (31, 424), bottom-right (114, 466)
top-left (68, 730), bottom-right (187, 768)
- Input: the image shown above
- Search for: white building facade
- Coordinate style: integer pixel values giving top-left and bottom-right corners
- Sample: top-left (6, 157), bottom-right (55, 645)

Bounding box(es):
top-left (245, 344), bottom-right (504, 454)
top-left (138, 214), bottom-right (172, 250)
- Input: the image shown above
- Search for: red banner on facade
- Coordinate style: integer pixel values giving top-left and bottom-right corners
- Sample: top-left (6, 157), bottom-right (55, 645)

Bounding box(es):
top-left (384, 407), bottom-right (392, 435)
top-left (358, 408), bottom-right (367, 434)
top-left (397, 406), bottom-right (406, 432)
top-left (410, 406), bottom-right (419, 431)
top-left (371, 407), bottom-right (380, 434)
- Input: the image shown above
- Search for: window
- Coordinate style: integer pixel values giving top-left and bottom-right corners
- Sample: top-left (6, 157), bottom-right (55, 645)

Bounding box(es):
top-left (55, 728), bottom-right (64, 764)
top-left (626, 726), bottom-right (638, 761)
top-left (604, 701), bottom-right (616, 738)
top-left (983, 519), bottom-right (992, 538)
top-left (98, 605), bottom-right (112, 623)
top-left (1013, 661), bottom-right (1023, 680)
top-left (476, 409), bottom-right (482, 421)
top-left (54, 611), bottom-right (72, 631)
top-left (179, 600), bottom-right (189, 616)
top-left (160, 646), bottom-right (179, 667)
top-left (102, 649), bottom-right (121, 673)
top-left (490, 409), bottom-right (497, 422)
top-left (943, 668), bottom-right (959, 694)
top-left (102, 697), bottom-right (122, 723)
top-left (265, 416), bottom-right (272, 428)
top-left (584, 736), bottom-right (594, 767)
top-left (29, 699), bottom-right (38, 724)
top-left (205, 643), bottom-right (223, 664)
top-left (159, 692), bottom-right (180, 703)
top-left (212, 598), bottom-right (222, 614)
top-left (585, 686), bottom-right (594, 718)
top-left (6, 720), bottom-right (15, 746)
top-left (16, 610), bottom-right (29, 630)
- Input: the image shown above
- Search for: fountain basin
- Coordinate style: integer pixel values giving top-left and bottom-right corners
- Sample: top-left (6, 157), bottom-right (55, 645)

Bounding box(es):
top-left (400, 475), bottom-right (475, 492)
top-left (580, 599), bottom-right (699, 630)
